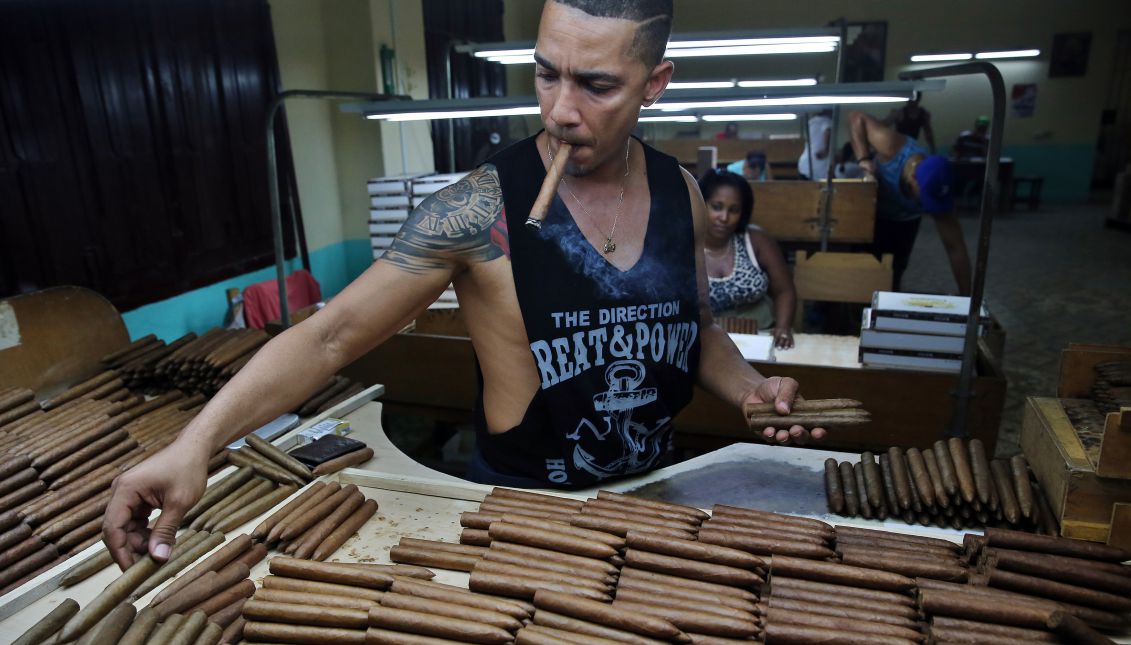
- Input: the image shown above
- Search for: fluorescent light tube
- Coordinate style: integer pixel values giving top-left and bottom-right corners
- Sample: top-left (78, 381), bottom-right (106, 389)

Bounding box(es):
top-left (366, 106), bottom-right (541, 122)
top-left (668, 36), bottom-right (839, 48)
top-left (666, 43), bottom-right (836, 57)
top-left (910, 53), bottom-right (973, 62)
top-left (650, 95), bottom-right (908, 111)
top-left (639, 116), bottom-right (700, 122)
top-left (975, 49), bottom-right (1040, 59)
top-left (701, 114), bottom-right (797, 121)
top-left (737, 78), bottom-right (818, 87)
top-left (474, 48), bottom-right (534, 58)
top-left (668, 81), bottom-right (737, 89)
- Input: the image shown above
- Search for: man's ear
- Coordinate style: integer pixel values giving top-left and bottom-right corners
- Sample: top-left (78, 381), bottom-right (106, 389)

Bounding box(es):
top-left (642, 60), bottom-right (675, 107)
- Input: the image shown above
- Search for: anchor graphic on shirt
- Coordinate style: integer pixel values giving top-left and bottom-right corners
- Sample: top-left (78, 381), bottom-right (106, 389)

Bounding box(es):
top-left (567, 360), bottom-right (670, 480)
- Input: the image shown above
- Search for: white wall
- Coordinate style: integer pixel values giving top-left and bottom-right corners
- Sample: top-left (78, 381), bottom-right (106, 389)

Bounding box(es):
top-left (371, 0), bottom-right (436, 175)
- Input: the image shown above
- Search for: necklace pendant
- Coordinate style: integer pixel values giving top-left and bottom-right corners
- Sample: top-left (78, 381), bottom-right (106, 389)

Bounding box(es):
top-left (603, 238), bottom-right (616, 254)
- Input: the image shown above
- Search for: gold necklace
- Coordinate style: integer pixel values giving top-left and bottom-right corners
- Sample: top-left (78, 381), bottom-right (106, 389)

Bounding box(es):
top-left (548, 140), bottom-right (630, 254)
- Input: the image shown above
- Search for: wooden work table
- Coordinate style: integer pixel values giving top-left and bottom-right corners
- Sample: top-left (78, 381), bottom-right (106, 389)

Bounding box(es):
top-left (341, 328), bottom-right (1006, 455)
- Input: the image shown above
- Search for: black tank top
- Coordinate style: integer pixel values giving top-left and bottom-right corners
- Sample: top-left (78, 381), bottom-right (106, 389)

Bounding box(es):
top-left (476, 134), bottom-right (701, 488)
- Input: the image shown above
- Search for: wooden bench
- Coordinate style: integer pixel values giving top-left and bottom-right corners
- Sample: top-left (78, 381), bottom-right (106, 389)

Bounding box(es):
top-left (653, 138), bottom-right (805, 176)
top-left (750, 180), bottom-right (877, 244)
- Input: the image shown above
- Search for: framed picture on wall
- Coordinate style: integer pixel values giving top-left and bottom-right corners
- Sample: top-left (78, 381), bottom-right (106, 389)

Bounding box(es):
top-left (1050, 32), bottom-right (1091, 77)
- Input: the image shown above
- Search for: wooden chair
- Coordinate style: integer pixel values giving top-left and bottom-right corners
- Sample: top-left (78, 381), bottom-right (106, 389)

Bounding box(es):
top-left (792, 252), bottom-right (893, 331)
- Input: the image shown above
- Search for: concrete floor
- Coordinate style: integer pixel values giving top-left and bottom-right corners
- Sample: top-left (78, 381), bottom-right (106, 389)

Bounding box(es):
top-left (901, 202), bottom-right (1131, 456)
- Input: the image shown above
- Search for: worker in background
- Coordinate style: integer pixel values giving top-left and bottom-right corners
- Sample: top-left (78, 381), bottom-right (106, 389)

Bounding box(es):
top-left (104, 0), bottom-right (824, 569)
top-left (849, 110), bottom-right (972, 295)
top-left (953, 116), bottom-right (990, 159)
top-left (715, 121), bottom-right (739, 140)
top-left (798, 109), bottom-right (833, 180)
top-left (883, 91), bottom-right (935, 154)
top-left (727, 150), bottom-right (773, 181)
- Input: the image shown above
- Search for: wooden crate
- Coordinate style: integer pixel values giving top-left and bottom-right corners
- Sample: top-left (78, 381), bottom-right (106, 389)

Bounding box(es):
top-left (750, 181), bottom-right (876, 243)
top-left (1020, 397), bottom-right (1131, 543)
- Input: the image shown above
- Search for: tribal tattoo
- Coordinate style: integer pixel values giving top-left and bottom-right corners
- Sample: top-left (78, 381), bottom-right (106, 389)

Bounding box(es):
top-left (379, 165), bottom-right (508, 275)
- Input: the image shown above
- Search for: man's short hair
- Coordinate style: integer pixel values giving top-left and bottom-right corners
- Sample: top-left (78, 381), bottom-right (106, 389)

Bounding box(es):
top-left (552, 0), bottom-right (673, 68)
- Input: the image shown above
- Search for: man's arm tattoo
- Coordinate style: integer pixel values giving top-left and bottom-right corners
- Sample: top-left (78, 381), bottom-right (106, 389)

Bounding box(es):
top-left (379, 165), bottom-right (508, 275)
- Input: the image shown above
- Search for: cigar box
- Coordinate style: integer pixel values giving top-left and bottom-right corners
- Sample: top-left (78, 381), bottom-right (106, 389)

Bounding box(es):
top-left (1021, 397), bottom-right (1131, 544)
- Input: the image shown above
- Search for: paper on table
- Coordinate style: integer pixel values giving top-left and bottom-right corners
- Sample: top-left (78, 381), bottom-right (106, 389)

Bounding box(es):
top-left (728, 333), bottom-right (775, 362)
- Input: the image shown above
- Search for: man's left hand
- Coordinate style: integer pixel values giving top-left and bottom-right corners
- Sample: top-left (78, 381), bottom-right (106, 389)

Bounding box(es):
top-left (744, 376), bottom-right (827, 445)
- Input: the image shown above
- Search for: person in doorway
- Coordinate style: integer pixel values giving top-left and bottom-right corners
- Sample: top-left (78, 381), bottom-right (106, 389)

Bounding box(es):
top-left (798, 109), bottom-right (833, 180)
top-left (849, 110), bottom-right (972, 295)
top-left (700, 169), bottom-right (796, 349)
top-left (883, 91), bottom-right (936, 153)
top-left (104, 0), bottom-right (825, 569)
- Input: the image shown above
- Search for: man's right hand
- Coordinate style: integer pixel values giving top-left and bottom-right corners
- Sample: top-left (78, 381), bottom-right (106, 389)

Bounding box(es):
top-left (102, 438), bottom-right (210, 569)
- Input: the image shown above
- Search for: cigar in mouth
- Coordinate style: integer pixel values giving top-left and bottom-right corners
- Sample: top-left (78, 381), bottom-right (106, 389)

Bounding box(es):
top-left (527, 141), bottom-right (572, 231)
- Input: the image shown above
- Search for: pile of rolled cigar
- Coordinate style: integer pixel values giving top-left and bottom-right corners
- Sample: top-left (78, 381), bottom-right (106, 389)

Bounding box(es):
top-left (824, 438), bottom-right (1060, 533)
top-left (0, 377), bottom-right (220, 593)
top-left (13, 528), bottom-right (264, 644)
top-left (745, 398), bottom-right (871, 430)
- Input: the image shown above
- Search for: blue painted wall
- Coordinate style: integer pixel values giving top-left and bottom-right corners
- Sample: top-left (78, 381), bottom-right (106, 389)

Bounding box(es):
top-left (121, 239), bottom-right (372, 341)
top-left (936, 143), bottom-right (1093, 205)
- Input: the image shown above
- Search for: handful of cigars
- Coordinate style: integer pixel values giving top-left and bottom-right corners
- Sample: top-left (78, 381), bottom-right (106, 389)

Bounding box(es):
top-left (744, 397), bottom-right (871, 429)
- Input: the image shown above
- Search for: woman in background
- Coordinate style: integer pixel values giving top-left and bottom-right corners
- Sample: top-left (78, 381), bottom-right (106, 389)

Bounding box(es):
top-left (699, 170), bottom-right (797, 349)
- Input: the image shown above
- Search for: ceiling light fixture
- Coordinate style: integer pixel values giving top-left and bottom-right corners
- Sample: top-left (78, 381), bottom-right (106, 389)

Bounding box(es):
top-left (639, 116), bottom-right (700, 122)
top-left (701, 113), bottom-right (797, 121)
top-left (737, 78), bottom-right (818, 88)
top-left (975, 49), bottom-right (1040, 59)
top-left (910, 53), bottom-right (973, 62)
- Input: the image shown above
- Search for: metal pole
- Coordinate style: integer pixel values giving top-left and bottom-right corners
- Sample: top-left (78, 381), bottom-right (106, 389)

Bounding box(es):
top-left (818, 18), bottom-right (850, 252)
top-left (899, 62), bottom-right (1005, 438)
top-left (266, 89), bottom-right (409, 329)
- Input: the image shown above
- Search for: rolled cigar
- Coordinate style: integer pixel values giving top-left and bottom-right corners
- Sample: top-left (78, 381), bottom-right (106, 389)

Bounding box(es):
top-left (874, 453), bottom-right (901, 518)
top-left (193, 621), bottom-right (223, 645)
top-left (60, 549), bottom-right (115, 587)
top-left (770, 555), bottom-right (914, 592)
top-left (365, 628), bottom-right (472, 645)
top-left (488, 521), bottom-right (615, 559)
top-left (131, 531), bottom-right (224, 601)
top-left (946, 437), bottom-right (976, 504)
top-left (612, 599), bottom-right (758, 638)
top-left (596, 490), bottom-right (708, 521)
top-left (0, 480), bottom-right (46, 514)
top-left (616, 576), bottom-right (757, 612)
top-left (102, 335), bottom-right (158, 365)
top-left (252, 481), bottom-right (327, 540)
top-left (917, 576), bottom-right (1128, 630)
top-left (470, 568), bottom-right (611, 602)
top-left (0, 468), bottom-right (38, 498)
top-left (534, 590), bottom-right (688, 642)
top-left (989, 460), bottom-right (1021, 524)
top-left (245, 434), bottom-right (313, 482)
top-left (369, 605), bottom-right (514, 644)
top-left (391, 544), bottom-right (479, 572)
top-left (289, 490), bottom-right (366, 559)
top-left (763, 619), bottom-right (917, 645)
top-left (150, 534), bottom-right (253, 607)
top-left (181, 467), bottom-right (255, 526)
top-left (0, 400), bottom-right (41, 428)
top-left (967, 438), bottom-right (993, 506)
top-left (929, 626), bottom-right (1045, 644)
top-left (0, 387), bottom-right (35, 412)
top-left (145, 612), bottom-right (186, 644)
top-left (0, 509), bottom-right (19, 533)
top-left (202, 479), bottom-right (276, 531)
top-left (852, 462), bottom-right (874, 519)
top-left (517, 624), bottom-right (631, 645)
top-left (278, 485), bottom-right (359, 542)
top-left (625, 530), bottom-right (763, 570)
top-left (501, 513), bottom-right (623, 548)
top-left (919, 587), bottom-right (1057, 629)
top-left (270, 556), bottom-right (394, 589)
top-left (581, 498), bottom-right (696, 524)
top-left (747, 414), bottom-right (868, 427)
top-left (462, 511), bottom-right (510, 529)
top-left (461, 528), bottom-right (492, 546)
top-left (10, 597), bottom-right (79, 645)
top-left (744, 398), bottom-right (863, 415)
top-left (612, 587), bottom-right (755, 620)
top-left (38, 430), bottom-right (136, 482)
top-left (703, 517), bottom-right (827, 544)
top-left (0, 527), bottom-right (39, 564)
top-left (213, 484), bottom-right (297, 534)
top-left (834, 525), bottom-right (960, 551)
top-left (930, 439), bottom-right (959, 499)
top-left (623, 548), bottom-right (761, 588)
top-left (489, 541), bottom-right (617, 574)
top-left (478, 502), bottom-right (567, 522)
top-left (762, 596), bottom-right (918, 629)
top-left (263, 575), bottom-right (386, 602)
top-left (183, 578), bottom-right (255, 616)
top-left (835, 534), bottom-right (959, 560)
top-left (76, 601), bottom-right (136, 645)
top-left (570, 514), bottom-right (694, 540)
top-left (21, 471), bottom-right (120, 526)
top-left (400, 538), bottom-right (487, 558)
top-left (533, 610), bottom-right (669, 645)
top-left (231, 541), bottom-right (267, 572)
top-left (55, 517), bottom-right (103, 553)
top-left (481, 549), bottom-right (613, 585)
top-left (1046, 610), bottom-right (1116, 645)
top-left (822, 458), bottom-right (844, 514)
top-left (255, 587), bottom-right (371, 610)
top-left (986, 567), bottom-right (1131, 612)
top-left (1010, 454), bottom-right (1035, 519)
top-left (698, 528), bottom-right (835, 560)
top-left (838, 548), bottom-right (968, 582)
top-left (227, 449), bottom-right (303, 485)
top-left (711, 504), bottom-right (831, 532)
top-left (267, 482), bottom-right (341, 543)
top-left (484, 494), bottom-right (580, 516)
top-left (208, 598), bottom-right (252, 631)
top-left (0, 455), bottom-right (33, 483)
top-left (884, 447), bottom-right (913, 511)
top-left (579, 504), bottom-right (696, 532)
top-left (527, 141), bottom-right (572, 230)
top-left (619, 567), bottom-right (758, 601)
top-left (770, 576), bottom-right (914, 607)
top-left (701, 523), bottom-right (830, 550)
top-left (904, 448), bottom-right (936, 508)
top-left (473, 559), bottom-right (610, 594)
top-left (856, 452), bottom-right (883, 510)
top-left (931, 616), bottom-right (1059, 642)
top-left (243, 620), bottom-right (365, 644)
top-left (380, 593), bottom-right (522, 632)
top-left (218, 616), bottom-right (245, 644)
top-left (765, 605), bottom-right (922, 641)
top-left (490, 487), bottom-right (583, 509)
top-left (312, 498), bottom-right (379, 561)
top-left (153, 562), bottom-right (249, 619)
top-left (919, 448), bottom-right (950, 510)
top-left (242, 598), bottom-right (368, 629)
top-left (56, 554), bottom-right (161, 642)
top-left (390, 578), bottom-right (530, 618)
top-left (986, 526), bottom-right (1131, 562)
top-left (990, 547), bottom-right (1131, 584)
top-left (311, 447), bottom-right (375, 477)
